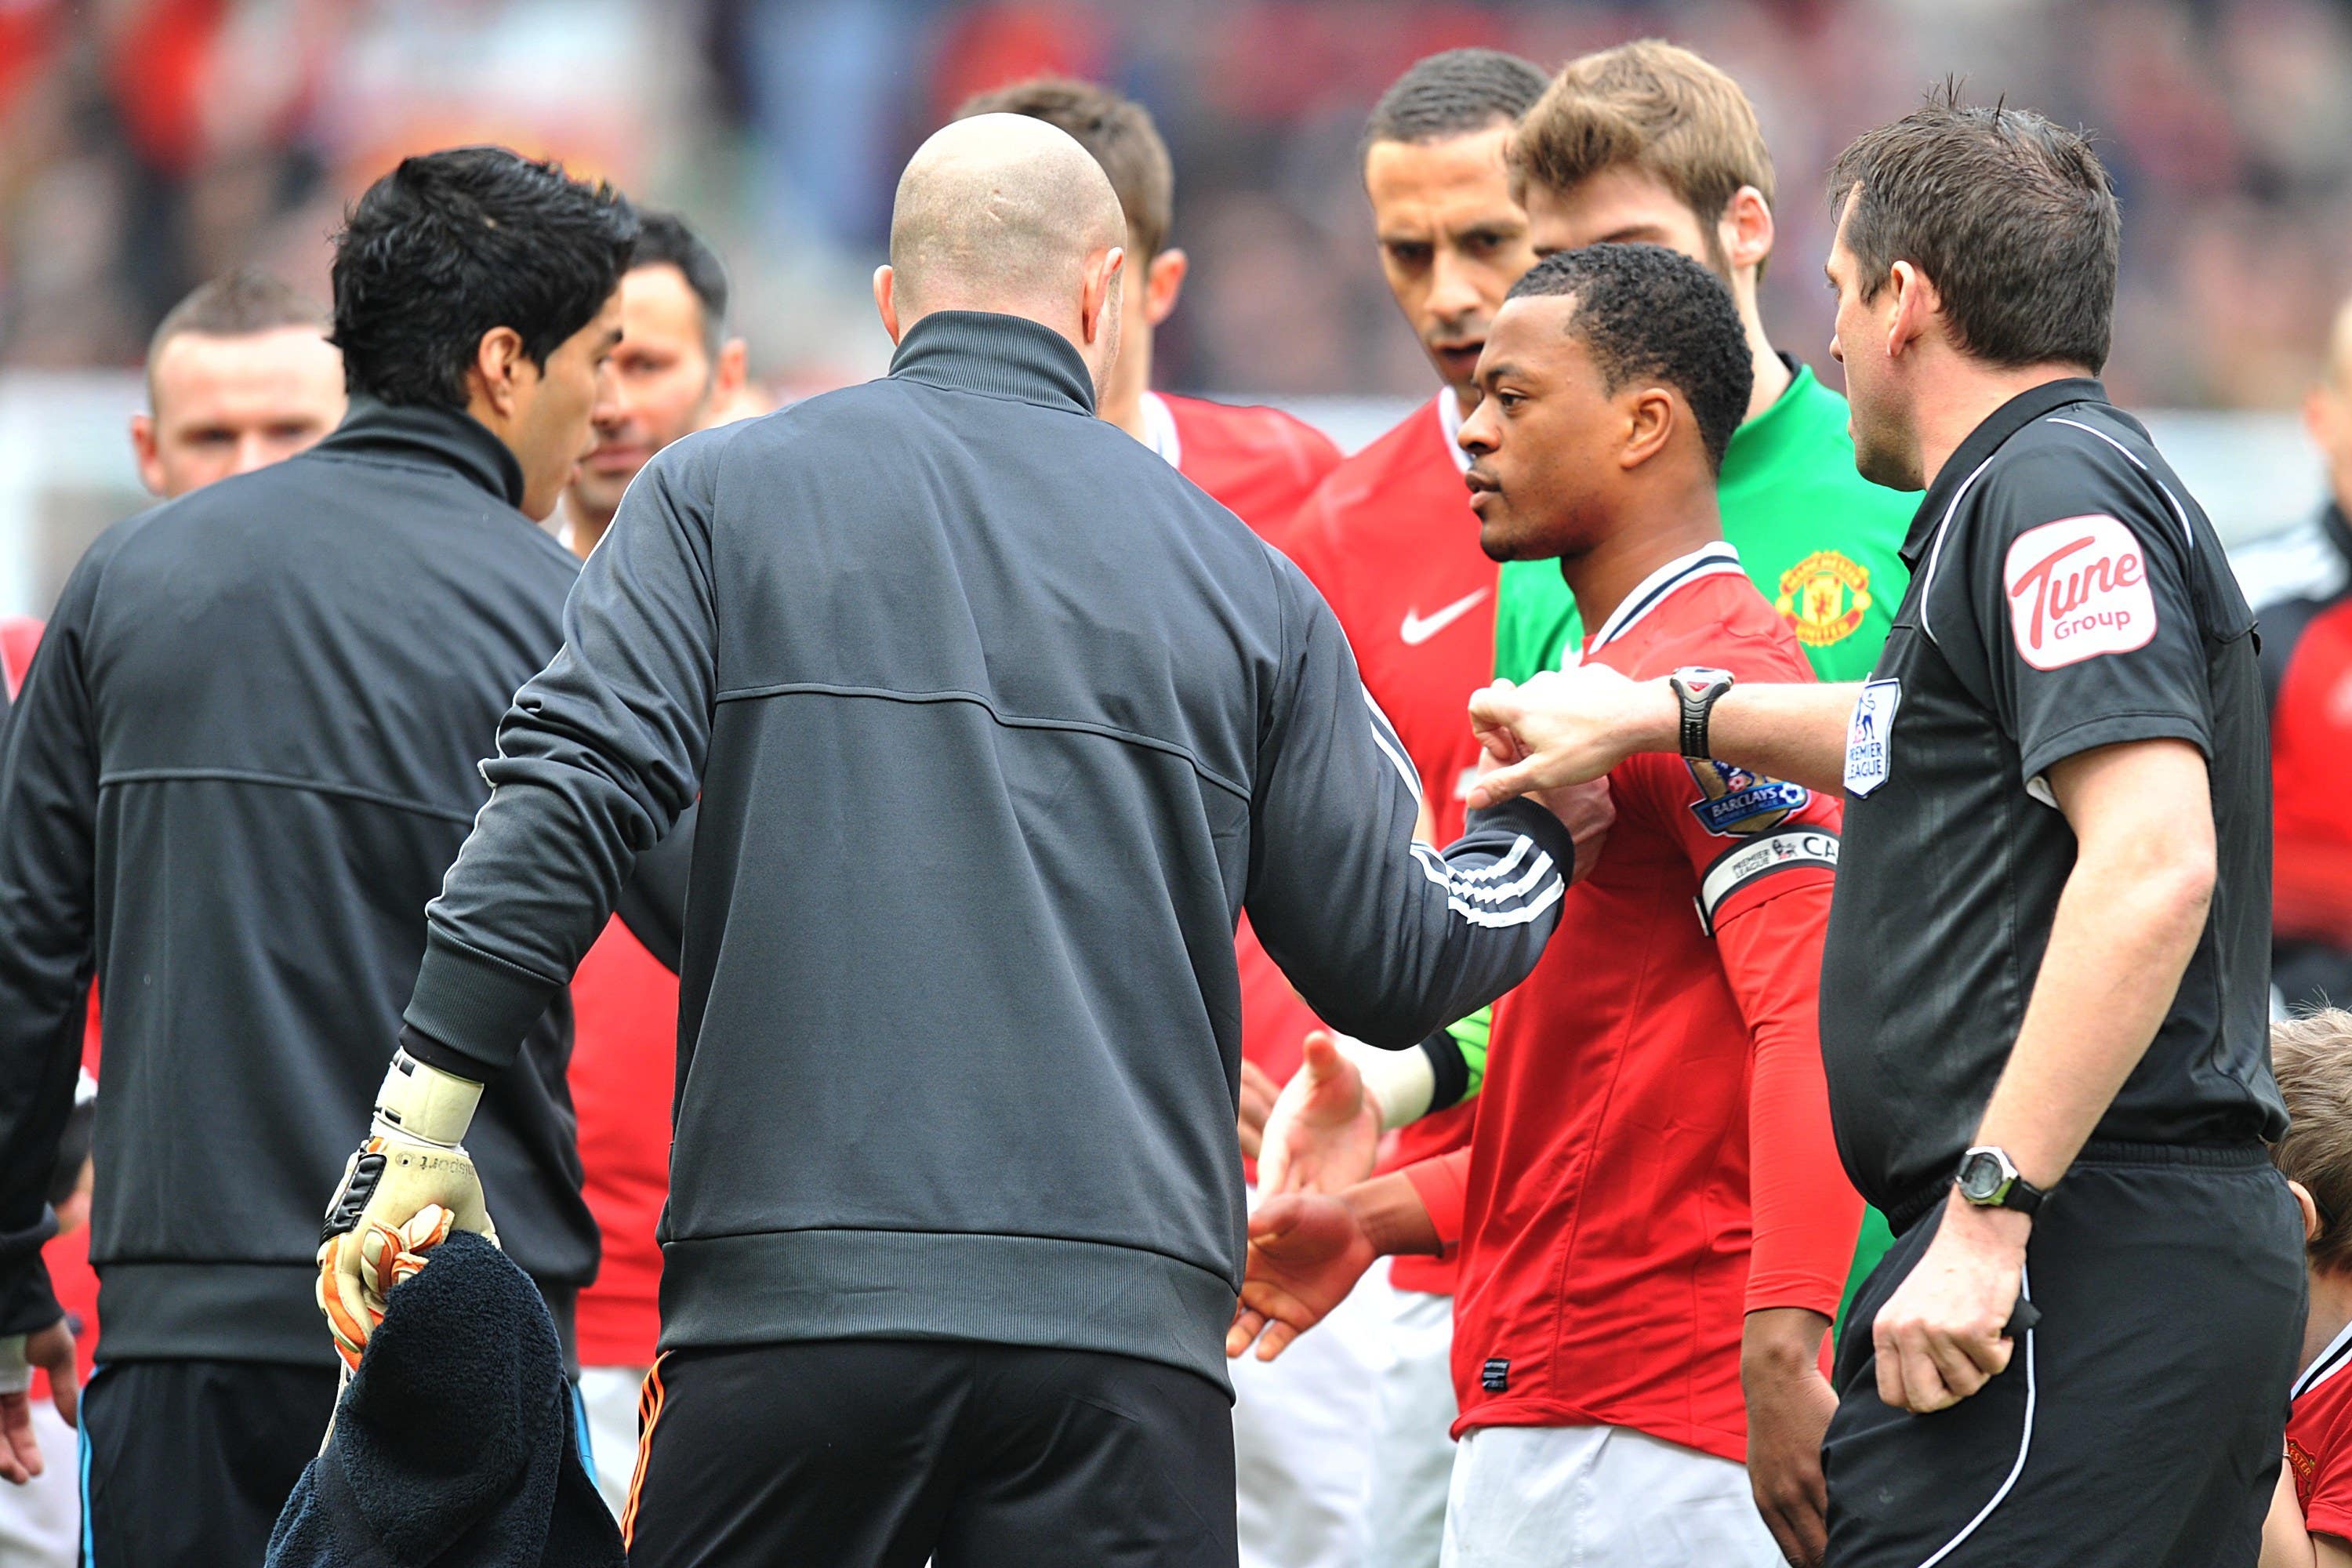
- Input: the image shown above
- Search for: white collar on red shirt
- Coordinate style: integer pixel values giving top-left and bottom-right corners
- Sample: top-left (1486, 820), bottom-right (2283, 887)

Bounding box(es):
top-left (1141, 391), bottom-right (1183, 470)
top-left (1436, 391), bottom-right (1471, 477)
top-left (1584, 540), bottom-right (1746, 655)
top-left (2298, 1315), bottom-right (2352, 1400)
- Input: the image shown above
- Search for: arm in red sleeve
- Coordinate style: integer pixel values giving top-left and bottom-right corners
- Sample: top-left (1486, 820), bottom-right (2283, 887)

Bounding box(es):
top-left (1399, 1148), bottom-right (1472, 1255)
top-left (1715, 877), bottom-right (1860, 1316)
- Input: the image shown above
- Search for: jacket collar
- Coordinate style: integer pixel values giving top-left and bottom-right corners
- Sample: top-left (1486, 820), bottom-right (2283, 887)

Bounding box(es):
top-left (311, 395), bottom-right (527, 510)
top-left (1900, 376), bottom-right (2107, 568)
top-left (887, 311), bottom-right (1098, 416)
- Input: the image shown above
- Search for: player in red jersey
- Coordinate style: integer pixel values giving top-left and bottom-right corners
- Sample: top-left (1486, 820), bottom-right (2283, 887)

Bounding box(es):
top-left (1251, 48), bottom-right (1552, 1567)
top-left (1232, 246), bottom-right (1860, 1566)
top-left (2262, 1012), bottom-right (2352, 1568)
top-left (952, 73), bottom-right (1369, 1568)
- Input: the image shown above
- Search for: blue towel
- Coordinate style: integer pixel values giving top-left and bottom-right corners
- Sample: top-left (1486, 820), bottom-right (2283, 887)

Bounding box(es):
top-left (267, 1231), bottom-right (624, 1566)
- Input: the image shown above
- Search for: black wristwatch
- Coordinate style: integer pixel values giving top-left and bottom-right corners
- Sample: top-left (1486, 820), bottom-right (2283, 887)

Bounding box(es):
top-left (1667, 667), bottom-right (1736, 760)
top-left (1954, 1145), bottom-right (2046, 1217)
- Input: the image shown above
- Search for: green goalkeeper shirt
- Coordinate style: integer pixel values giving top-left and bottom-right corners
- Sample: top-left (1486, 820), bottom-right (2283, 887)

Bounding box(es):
top-left (1490, 358), bottom-right (1916, 685)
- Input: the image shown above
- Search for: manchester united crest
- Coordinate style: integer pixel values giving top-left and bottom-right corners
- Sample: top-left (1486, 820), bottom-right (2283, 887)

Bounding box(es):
top-left (1776, 550), bottom-right (1871, 648)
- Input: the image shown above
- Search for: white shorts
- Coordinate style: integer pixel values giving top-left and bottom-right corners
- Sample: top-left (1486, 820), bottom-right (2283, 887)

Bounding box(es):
top-left (1232, 1188), bottom-right (1385, 1568)
top-left (1440, 1423), bottom-right (1780, 1568)
top-left (577, 1363), bottom-right (652, 1519)
top-left (1361, 1273), bottom-right (1456, 1568)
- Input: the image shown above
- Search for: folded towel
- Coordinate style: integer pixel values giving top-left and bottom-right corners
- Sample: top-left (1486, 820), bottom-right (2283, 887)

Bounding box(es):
top-left (268, 1228), bottom-right (623, 1566)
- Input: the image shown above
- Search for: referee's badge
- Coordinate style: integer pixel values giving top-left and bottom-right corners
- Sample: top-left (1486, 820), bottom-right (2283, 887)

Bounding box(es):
top-left (1845, 679), bottom-right (1900, 797)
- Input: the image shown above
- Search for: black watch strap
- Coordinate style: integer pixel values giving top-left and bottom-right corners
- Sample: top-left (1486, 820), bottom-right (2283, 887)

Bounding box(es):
top-left (1668, 667), bottom-right (1736, 760)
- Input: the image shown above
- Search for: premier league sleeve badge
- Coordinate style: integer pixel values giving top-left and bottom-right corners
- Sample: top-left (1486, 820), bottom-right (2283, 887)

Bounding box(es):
top-left (1843, 679), bottom-right (1900, 797)
top-left (1684, 757), bottom-right (1813, 836)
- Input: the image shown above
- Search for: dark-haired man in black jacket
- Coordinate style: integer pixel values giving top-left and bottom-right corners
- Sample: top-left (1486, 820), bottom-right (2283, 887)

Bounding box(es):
top-left (0, 145), bottom-right (670, 1565)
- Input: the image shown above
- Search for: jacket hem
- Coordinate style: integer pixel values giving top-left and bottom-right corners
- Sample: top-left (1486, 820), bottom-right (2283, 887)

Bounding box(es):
top-left (658, 1229), bottom-right (1238, 1396)
top-left (93, 1261), bottom-right (577, 1369)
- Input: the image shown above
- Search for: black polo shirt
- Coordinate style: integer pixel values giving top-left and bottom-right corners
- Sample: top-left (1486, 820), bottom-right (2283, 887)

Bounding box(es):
top-left (1818, 377), bottom-right (2285, 1228)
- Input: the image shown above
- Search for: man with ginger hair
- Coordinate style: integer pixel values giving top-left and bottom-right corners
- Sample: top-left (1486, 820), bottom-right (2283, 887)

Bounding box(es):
top-left (310, 112), bottom-right (1599, 1565)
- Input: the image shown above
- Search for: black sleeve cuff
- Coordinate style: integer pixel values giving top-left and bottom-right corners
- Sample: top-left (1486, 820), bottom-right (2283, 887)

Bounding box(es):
top-left (399, 927), bottom-right (564, 1080)
top-left (1419, 1029), bottom-right (1470, 1113)
top-left (1465, 796), bottom-right (1576, 884)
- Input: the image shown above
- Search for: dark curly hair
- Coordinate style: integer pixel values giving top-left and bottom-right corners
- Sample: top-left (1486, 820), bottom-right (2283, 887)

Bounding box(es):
top-left (1364, 48), bottom-right (1549, 153)
top-left (1506, 243), bottom-right (1751, 474)
top-left (330, 147), bottom-right (638, 408)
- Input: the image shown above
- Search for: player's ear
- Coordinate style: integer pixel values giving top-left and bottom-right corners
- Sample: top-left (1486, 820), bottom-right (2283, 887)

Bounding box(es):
top-left (466, 325), bottom-right (528, 419)
top-left (1720, 187), bottom-right (1773, 281)
top-left (2290, 1178), bottom-right (2321, 1245)
top-left (1145, 248), bottom-right (1189, 328)
top-left (129, 412), bottom-right (166, 497)
top-left (1618, 386), bottom-right (1675, 470)
top-left (1886, 260), bottom-right (1934, 360)
top-left (873, 266), bottom-right (903, 345)
top-left (1081, 245), bottom-right (1125, 347)
top-left (714, 337), bottom-right (750, 398)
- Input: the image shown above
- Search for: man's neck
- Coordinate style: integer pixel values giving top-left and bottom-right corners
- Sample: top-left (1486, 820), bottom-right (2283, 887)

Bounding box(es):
top-left (561, 494), bottom-right (615, 561)
top-left (1917, 359), bottom-right (2095, 488)
top-left (2305, 1266), bottom-right (2352, 1377)
top-left (1098, 333), bottom-right (1156, 443)
top-left (1559, 491), bottom-right (1726, 640)
top-left (1742, 306), bottom-right (1791, 424)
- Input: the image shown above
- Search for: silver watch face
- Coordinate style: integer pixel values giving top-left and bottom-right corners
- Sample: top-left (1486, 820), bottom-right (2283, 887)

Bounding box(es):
top-left (1957, 1152), bottom-right (2005, 1202)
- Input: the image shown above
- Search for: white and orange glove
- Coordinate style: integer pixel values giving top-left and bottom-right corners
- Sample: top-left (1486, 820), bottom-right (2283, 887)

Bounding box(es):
top-left (316, 1052), bottom-right (495, 1372)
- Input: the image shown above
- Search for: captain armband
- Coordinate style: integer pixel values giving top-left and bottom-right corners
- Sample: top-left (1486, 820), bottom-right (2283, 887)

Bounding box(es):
top-left (1694, 828), bottom-right (1840, 937)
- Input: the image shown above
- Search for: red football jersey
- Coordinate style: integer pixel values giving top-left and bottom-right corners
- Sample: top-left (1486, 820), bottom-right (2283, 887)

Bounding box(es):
top-left (1142, 394), bottom-right (1343, 1123)
top-left (1283, 394), bottom-right (1497, 1293)
top-left (2291, 1319), bottom-right (2352, 1544)
top-left (2270, 597), bottom-right (2352, 946)
top-left (568, 917), bottom-right (680, 1367)
top-left (1151, 392), bottom-right (1342, 548)
top-left (1415, 544), bottom-right (1858, 1461)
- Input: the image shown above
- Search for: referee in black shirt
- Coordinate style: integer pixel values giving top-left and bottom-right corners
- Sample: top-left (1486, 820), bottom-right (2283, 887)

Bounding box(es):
top-left (1464, 92), bottom-right (2298, 1567)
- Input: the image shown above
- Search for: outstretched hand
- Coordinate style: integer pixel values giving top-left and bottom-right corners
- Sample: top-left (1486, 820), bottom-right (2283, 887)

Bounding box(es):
top-left (1259, 1033), bottom-right (1382, 1196)
top-left (0, 1321), bottom-right (78, 1485)
top-left (1465, 668), bottom-right (1672, 812)
top-left (1226, 1192), bottom-right (1377, 1364)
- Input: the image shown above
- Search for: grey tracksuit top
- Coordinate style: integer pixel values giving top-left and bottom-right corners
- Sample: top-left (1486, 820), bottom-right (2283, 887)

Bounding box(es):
top-left (0, 400), bottom-right (687, 1363)
top-left (401, 311), bottom-right (1572, 1388)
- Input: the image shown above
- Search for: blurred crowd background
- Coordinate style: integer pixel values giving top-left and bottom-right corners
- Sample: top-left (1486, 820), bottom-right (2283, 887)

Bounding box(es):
top-left (0, 0), bottom-right (2344, 611)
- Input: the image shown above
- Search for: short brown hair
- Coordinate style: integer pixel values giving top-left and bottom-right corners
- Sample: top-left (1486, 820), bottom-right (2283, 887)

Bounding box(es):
top-left (146, 269), bottom-right (330, 408)
top-left (955, 77), bottom-right (1174, 259)
top-left (2271, 1009), bottom-right (2352, 1273)
top-left (1828, 88), bottom-right (2119, 372)
top-left (148, 269), bottom-right (325, 367)
top-left (1512, 40), bottom-right (1775, 263)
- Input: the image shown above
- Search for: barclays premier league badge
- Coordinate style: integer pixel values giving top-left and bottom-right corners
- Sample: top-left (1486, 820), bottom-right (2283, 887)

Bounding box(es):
top-left (1844, 679), bottom-right (1900, 797)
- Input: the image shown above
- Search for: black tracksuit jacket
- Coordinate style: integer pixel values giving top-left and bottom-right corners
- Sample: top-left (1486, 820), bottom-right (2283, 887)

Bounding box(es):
top-left (0, 398), bottom-right (684, 1364)
top-left (398, 312), bottom-right (1572, 1390)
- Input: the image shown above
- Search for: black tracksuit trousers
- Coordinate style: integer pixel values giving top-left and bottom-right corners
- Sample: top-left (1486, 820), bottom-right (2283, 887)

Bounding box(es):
top-left (623, 1339), bottom-right (1238, 1567)
top-left (1824, 1145), bottom-right (2303, 1568)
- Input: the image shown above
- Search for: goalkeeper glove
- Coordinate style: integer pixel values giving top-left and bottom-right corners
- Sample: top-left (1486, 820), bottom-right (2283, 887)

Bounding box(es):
top-left (315, 1051), bottom-right (495, 1371)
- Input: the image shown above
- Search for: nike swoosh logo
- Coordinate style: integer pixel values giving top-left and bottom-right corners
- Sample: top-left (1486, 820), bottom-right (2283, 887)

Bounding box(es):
top-left (1400, 589), bottom-right (1490, 646)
